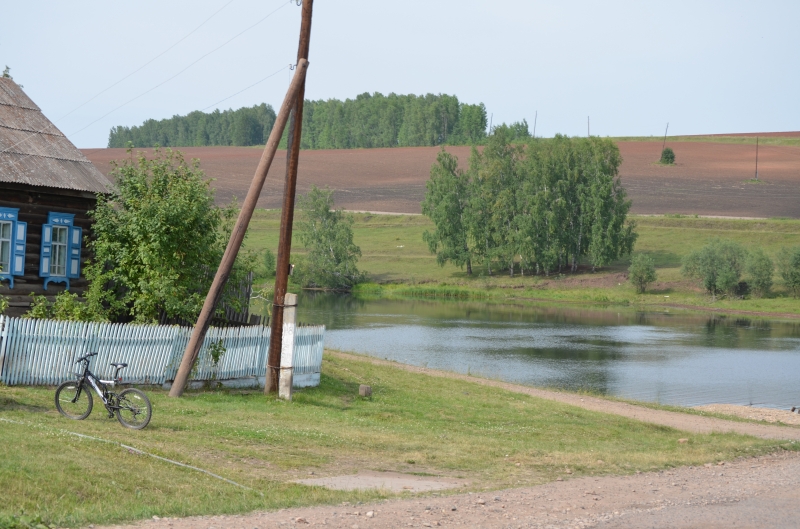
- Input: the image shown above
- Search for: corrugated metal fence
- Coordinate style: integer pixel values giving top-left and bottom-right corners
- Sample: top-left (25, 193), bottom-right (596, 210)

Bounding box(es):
top-left (0, 316), bottom-right (324, 388)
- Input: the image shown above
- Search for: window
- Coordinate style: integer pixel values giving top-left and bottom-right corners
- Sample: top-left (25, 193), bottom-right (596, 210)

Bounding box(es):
top-left (40, 212), bottom-right (82, 290)
top-left (0, 207), bottom-right (26, 288)
top-left (0, 221), bottom-right (11, 274)
top-left (51, 226), bottom-right (68, 277)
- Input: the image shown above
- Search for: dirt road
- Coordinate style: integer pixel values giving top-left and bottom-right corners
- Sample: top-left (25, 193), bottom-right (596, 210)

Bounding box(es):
top-left (98, 453), bottom-right (800, 529)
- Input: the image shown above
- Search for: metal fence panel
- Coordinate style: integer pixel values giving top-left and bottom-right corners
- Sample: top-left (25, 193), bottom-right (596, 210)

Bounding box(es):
top-left (0, 316), bottom-right (324, 387)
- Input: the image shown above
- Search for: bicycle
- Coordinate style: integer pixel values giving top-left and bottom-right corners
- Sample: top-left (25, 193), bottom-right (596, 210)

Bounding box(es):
top-left (55, 352), bottom-right (152, 430)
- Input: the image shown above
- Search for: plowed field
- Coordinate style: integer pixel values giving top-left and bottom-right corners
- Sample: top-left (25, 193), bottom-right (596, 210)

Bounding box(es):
top-left (82, 139), bottom-right (800, 218)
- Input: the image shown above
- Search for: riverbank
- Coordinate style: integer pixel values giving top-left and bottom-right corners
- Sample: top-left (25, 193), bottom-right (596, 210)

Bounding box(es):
top-left (248, 212), bottom-right (800, 319)
top-left (1, 353), bottom-right (794, 527)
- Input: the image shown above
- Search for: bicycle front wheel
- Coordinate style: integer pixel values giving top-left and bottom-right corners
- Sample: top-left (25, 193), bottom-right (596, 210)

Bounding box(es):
top-left (115, 388), bottom-right (152, 430)
top-left (55, 381), bottom-right (93, 420)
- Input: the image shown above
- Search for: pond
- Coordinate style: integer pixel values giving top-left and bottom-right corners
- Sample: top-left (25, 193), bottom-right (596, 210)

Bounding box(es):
top-left (290, 292), bottom-right (800, 410)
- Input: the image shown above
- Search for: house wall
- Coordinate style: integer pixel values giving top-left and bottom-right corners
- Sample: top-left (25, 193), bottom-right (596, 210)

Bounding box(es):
top-left (0, 182), bottom-right (96, 316)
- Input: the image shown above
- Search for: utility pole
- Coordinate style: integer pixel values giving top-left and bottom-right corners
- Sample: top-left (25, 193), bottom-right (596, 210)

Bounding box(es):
top-left (532, 110), bottom-right (537, 138)
top-left (489, 113), bottom-right (493, 134)
top-left (168, 60), bottom-right (309, 398)
top-left (266, 0), bottom-right (314, 395)
top-left (755, 136), bottom-right (759, 180)
top-left (662, 122), bottom-right (669, 152)
top-left (587, 116), bottom-right (590, 137)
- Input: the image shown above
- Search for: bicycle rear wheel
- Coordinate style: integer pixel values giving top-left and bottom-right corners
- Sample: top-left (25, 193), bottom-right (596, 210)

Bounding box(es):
top-left (55, 381), bottom-right (93, 420)
top-left (115, 388), bottom-right (152, 429)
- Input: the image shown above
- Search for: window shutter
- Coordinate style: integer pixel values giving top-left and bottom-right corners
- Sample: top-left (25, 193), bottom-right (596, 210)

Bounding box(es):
top-left (39, 224), bottom-right (52, 278)
top-left (68, 226), bottom-right (82, 279)
top-left (13, 221), bottom-right (26, 276)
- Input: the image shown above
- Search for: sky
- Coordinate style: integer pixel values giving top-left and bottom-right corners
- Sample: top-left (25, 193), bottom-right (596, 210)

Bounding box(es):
top-left (3, 0), bottom-right (799, 148)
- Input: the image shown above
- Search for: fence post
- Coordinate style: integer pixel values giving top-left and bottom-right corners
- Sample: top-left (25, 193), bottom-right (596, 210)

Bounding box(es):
top-left (0, 315), bottom-right (7, 382)
top-left (278, 293), bottom-right (297, 400)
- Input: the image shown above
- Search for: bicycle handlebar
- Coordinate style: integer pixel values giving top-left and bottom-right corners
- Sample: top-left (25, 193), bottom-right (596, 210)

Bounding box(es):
top-left (76, 352), bottom-right (98, 363)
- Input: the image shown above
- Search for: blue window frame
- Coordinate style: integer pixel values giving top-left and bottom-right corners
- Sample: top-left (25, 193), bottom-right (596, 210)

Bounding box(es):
top-left (0, 207), bottom-right (27, 289)
top-left (40, 212), bottom-right (82, 290)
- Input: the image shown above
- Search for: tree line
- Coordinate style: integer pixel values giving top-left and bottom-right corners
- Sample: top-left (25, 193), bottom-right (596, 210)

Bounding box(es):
top-left (422, 131), bottom-right (637, 277)
top-left (108, 103), bottom-right (277, 148)
top-left (107, 93), bottom-right (530, 149)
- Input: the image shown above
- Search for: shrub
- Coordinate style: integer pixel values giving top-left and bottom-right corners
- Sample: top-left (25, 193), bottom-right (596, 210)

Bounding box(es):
top-left (23, 292), bottom-right (104, 321)
top-left (682, 239), bottom-right (747, 299)
top-left (660, 147), bottom-right (675, 164)
top-left (746, 248), bottom-right (773, 297)
top-left (263, 248), bottom-right (276, 277)
top-left (777, 246), bottom-right (800, 298)
top-left (0, 285), bottom-right (8, 314)
top-left (295, 186), bottom-right (365, 290)
top-left (629, 254), bottom-right (657, 294)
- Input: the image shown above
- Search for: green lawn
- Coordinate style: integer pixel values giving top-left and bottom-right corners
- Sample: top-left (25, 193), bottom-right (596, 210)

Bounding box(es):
top-left (1, 353), bottom-right (794, 527)
top-left (247, 211), bottom-right (800, 315)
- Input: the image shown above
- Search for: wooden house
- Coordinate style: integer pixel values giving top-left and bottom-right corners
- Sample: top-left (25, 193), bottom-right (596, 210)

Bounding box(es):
top-left (0, 77), bottom-right (113, 316)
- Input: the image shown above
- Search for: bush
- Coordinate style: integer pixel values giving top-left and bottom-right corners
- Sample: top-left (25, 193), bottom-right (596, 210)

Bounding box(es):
top-left (629, 254), bottom-right (657, 294)
top-left (295, 186), bottom-right (365, 290)
top-left (746, 248), bottom-right (773, 297)
top-left (263, 248), bottom-right (276, 277)
top-left (23, 292), bottom-right (104, 321)
top-left (682, 239), bottom-right (747, 299)
top-left (0, 286), bottom-right (8, 315)
top-left (660, 147), bottom-right (675, 164)
top-left (777, 246), bottom-right (800, 298)
top-left (85, 148), bottom-right (254, 323)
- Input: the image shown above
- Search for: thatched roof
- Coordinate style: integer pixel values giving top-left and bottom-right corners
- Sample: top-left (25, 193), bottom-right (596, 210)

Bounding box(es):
top-left (0, 77), bottom-right (112, 194)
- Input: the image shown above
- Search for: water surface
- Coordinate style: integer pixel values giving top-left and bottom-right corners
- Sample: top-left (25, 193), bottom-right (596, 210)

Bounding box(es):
top-left (292, 293), bottom-right (800, 409)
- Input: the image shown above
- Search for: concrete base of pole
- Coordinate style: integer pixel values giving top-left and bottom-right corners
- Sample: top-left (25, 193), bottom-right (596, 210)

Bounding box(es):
top-left (278, 293), bottom-right (297, 401)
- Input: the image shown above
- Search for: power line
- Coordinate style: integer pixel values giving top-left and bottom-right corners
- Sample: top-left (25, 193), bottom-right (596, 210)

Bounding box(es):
top-left (54, 0), bottom-right (237, 124)
top-left (68, 0), bottom-right (292, 139)
top-left (201, 65), bottom-right (290, 112)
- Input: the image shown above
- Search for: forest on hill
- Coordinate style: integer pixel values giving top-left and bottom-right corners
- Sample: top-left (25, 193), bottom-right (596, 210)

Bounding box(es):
top-left (107, 92), bottom-right (530, 149)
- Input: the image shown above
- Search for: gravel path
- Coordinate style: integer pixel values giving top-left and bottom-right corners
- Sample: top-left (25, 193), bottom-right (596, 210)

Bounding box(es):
top-left (99, 452), bottom-right (800, 529)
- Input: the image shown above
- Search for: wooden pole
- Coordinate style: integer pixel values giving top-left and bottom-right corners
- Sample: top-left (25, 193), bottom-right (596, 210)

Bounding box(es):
top-left (662, 122), bottom-right (669, 152)
top-left (532, 110), bottom-right (537, 138)
top-left (266, 0), bottom-right (314, 394)
top-left (755, 136), bottom-right (759, 180)
top-left (167, 59), bottom-right (309, 398)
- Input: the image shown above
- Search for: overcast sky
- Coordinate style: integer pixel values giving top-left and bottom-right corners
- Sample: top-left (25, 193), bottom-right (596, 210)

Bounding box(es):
top-left (4, 0), bottom-right (799, 148)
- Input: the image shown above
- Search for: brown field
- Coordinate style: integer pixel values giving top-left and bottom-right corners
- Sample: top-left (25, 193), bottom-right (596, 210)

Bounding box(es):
top-left (82, 138), bottom-right (800, 218)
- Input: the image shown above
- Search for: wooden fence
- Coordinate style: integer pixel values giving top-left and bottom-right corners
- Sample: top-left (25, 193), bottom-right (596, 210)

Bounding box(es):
top-left (0, 316), bottom-right (324, 388)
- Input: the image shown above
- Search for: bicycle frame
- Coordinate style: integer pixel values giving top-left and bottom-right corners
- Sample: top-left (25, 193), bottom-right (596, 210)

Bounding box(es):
top-left (74, 355), bottom-right (124, 411)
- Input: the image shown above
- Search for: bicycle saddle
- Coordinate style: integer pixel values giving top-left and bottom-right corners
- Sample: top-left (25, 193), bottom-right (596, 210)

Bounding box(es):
top-left (110, 363), bottom-right (128, 368)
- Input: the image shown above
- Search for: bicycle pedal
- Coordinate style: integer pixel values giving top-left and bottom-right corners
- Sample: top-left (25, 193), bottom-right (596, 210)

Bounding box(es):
top-left (107, 413), bottom-right (115, 419)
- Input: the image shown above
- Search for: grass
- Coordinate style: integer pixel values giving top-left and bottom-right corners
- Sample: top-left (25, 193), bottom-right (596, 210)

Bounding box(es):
top-left (1, 353), bottom-right (796, 527)
top-left (246, 211), bottom-right (800, 317)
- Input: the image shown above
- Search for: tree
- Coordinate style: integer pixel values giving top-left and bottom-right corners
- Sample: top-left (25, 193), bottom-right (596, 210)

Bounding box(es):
top-left (629, 254), bottom-right (657, 294)
top-left (777, 246), bottom-right (800, 298)
top-left (682, 239), bottom-right (747, 299)
top-left (85, 148), bottom-right (252, 323)
top-left (745, 248), bottom-right (773, 297)
top-left (295, 186), bottom-right (365, 290)
top-left (2, 66), bottom-right (12, 79)
top-left (660, 147), bottom-right (675, 164)
top-left (422, 150), bottom-right (474, 274)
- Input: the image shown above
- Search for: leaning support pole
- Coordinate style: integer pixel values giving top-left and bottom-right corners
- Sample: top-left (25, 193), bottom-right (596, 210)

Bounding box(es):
top-left (266, 0), bottom-right (314, 394)
top-left (168, 59), bottom-right (309, 398)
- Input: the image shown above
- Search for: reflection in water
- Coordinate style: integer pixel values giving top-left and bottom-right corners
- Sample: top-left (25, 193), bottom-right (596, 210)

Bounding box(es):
top-left (296, 292), bottom-right (800, 409)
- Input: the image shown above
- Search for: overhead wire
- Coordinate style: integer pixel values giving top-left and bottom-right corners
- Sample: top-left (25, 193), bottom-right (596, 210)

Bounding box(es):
top-left (0, 0), bottom-right (238, 155)
top-left (0, 0), bottom-right (294, 153)
top-left (54, 0), bottom-right (237, 124)
top-left (201, 64), bottom-right (290, 112)
top-left (67, 0), bottom-right (292, 139)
